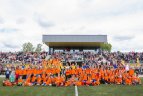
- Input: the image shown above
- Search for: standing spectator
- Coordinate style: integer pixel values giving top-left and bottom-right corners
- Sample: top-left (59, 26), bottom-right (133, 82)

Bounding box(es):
top-left (125, 64), bottom-right (129, 71)
top-left (0, 64), bottom-right (2, 75)
top-left (5, 68), bottom-right (11, 79)
top-left (9, 71), bottom-right (15, 83)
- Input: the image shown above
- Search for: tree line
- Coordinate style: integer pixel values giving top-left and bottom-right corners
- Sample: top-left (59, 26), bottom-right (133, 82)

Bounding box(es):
top-left (22, 42), bottom-right (112, 52)
top-left (100, 43), bottom-right (112, 52)
top-left (22, 42), bottom-right (42, 53)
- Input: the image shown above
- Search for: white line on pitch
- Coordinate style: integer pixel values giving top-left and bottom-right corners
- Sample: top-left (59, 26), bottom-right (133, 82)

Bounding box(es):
top-left (75, 86), bottom-right (78, 96)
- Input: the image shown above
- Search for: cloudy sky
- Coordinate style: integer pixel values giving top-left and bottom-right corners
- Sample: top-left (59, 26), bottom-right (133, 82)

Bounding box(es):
top-left (0, 0), bottom-right (143, 52)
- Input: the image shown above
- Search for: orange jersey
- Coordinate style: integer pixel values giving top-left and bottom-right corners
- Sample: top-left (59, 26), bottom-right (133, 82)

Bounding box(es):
top-left (23, 69), bottom-right (27, 75)
top-left (75, 81), bottom-right (82, 86)
top-left (37, 77), bottom-right (42, 84)
top-left (31, 76), bottom-right (37, 82)
top-left (125, 78), bottom-right (132, 85)
top-left (15, 69), bottom-right (20, 75)
top-left (55, 76), bottom-right (63, 83)
top-left (18, 78), bottom-right (23, 83)
top-left (91, 73), bottom-right (96, 80)
top-left (85, 69), bottom-right (91, 74)
top-left (42, 73), bottom-right (46, 79)
top-left (46, 78), bottom-right (52, 85)
top-left (46, 69), bottom-right (51, 75)
top-left (77, 68), bottom-right (82, 74)
top-left (18, 70), bottom-right (23, 75)
top-left (129, 69), bottom-right (134, 76)
top-left (43, 77), bottom-right (47, 83)
top-left (66, 70), bottom-right (71, 76)
top-left (82, 74), bottom-right (87, 81)
top-left (55, 68), bottom-right (60, 74)
top-left (71, 69), bottom-right (76, 75)
top-left (104, 75), bottom-right (109, 81)
top-left (33, 69), bottom-right (37, 75)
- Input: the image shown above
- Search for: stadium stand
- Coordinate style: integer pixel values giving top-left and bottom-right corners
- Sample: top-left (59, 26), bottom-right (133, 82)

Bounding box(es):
top-left (0, 35), bottom-right (143, 86)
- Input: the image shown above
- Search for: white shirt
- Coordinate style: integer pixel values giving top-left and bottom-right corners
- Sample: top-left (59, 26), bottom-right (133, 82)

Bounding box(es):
top-left (125, 64), bottom-right (129, 71)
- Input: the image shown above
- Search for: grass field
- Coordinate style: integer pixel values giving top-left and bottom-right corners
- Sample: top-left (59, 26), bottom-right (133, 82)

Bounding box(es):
top-left (0, 78), bottom-right (143, 96)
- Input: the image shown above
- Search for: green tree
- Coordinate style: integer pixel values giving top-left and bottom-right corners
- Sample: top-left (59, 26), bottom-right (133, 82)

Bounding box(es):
top-left (35, 44), bottom-right (42, 53)
top-left (101, 43), bottom-right (112, 52)
top-left (22, 42), bottom-right (34, 52)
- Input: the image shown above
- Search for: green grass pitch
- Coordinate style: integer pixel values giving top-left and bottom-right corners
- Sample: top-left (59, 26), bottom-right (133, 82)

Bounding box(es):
top-left (0, 78), bottom-right (143, 96)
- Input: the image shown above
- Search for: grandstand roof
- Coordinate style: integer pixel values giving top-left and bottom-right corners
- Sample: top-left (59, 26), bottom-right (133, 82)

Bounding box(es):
top-left (42, 35), bottom-right (107, 47)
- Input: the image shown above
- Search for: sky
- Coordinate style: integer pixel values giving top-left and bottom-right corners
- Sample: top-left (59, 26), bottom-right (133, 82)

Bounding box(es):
top-left (0, 0), bottom-right (143, 52)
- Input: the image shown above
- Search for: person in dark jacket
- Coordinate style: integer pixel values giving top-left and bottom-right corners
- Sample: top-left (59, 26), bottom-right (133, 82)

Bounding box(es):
top-left (5, 68), bottom-right (11, 79)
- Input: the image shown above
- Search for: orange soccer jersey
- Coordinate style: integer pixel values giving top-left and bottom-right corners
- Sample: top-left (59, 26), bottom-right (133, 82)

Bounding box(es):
top-left (3, 80), bottom-right (12, 86)
top-left (85, 68), bottom-right (91, 74)
top-left (37, 76), bottom-right (42, 84)
top-left (42, 73), bottom-right (46, 79)
top-left (18, 78), bottom-right (23, 83)
top-left (55, 76), bottom-right (63, 86)
top-left (55, 68), bottom-right (60, 74)
top-left (125, 77), bottom-right (132, 85)
top-left (23, 69), bottom-right (27, 76)
top-left (18, 70), bottom-right (23, 76)
top-left (109, 75), bottom-right (115, 83)
top-left (115, 77), bottom-right (122, 84)
top-left (71, 69), bottom-right (76, 75)
top-left (66, 69), bottom-right (71, 76)
top-left (46, 77), bottom-right (52, 85)
top-left (24, 77), bottom-right (32, 86)
top-left (65, 80), bottom-right (71, 86)
top-left (82, 74), bottom-right (87, 81)
top-left (91, 73), bottom-right (96, 80)
top-left (86, 76), bottom-right (92, 85)
top-left (75, 81), bottom-right (82, 86)
top-left (43, 77), bottom-right (47, 83)
top-left (15, 69), bottom-right (20, 75)
top-left (31, 76), bottom-right (37, 82)
top-left (129, 69), bottom-right (134, 76)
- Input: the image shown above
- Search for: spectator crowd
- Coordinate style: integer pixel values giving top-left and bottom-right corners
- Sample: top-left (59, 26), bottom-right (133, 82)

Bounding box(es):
top-left (1, 51), bottom-right (143, 65)
top-left (1, 51), bottom-right (142, 86)
top-left (0, 52), bottom-right (47, 64)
